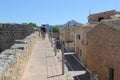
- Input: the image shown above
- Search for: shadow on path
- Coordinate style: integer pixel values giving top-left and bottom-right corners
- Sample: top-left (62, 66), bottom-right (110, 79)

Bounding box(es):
top-left (64, 53), bottom-right (90, 80)
top-left (47, 74), bottom-right (63, 78)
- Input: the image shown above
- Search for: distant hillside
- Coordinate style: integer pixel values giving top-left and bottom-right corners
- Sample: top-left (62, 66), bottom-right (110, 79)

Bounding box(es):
top-left (60, 20), bottom-right (83, 27)
top-left (46, 24), bottom-right (52, 30)
top-left (49, 20), bottom-right (83, 28)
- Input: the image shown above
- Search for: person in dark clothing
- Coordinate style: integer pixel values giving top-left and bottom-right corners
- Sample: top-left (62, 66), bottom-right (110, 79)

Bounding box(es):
top-left (40, 25), bottom-right (47, 39)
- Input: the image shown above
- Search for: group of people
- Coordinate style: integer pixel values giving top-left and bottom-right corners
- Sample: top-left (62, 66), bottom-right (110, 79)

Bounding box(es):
top-left (39, 25), bottom-right (47, 40)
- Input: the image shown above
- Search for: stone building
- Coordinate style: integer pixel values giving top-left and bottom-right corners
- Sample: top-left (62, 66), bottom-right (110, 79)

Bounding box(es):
top-left (0, 23), bottom-right (34, 52)
top-left (88, 10), bottom-right (116, 23)
top-left (59, 26), bottom-right (79, 51)
top-left (75, 23), bottom-right (97, 66)
top-left (65, 26), bottom-right (76, 51)
top-left (87, 20), bottom-right (120, 80)
top-left (59, 27), bottom-right (69, 44)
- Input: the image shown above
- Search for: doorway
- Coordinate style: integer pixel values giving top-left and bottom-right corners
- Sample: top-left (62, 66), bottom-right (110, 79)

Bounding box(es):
top-left (108, 68), bottom-right (114, 80)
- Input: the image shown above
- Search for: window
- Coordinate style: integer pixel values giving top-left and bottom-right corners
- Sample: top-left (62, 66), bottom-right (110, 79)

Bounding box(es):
top-left (78, 35), bottom-right (81, 40)
top-left (109, 68), bottom-right (114, 80)
top-left (76, 34), bottom-right (81, 40)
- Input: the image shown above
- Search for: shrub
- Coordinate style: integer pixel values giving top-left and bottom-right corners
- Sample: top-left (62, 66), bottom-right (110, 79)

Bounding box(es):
top-left (0, 23), bottom-right (3, 29)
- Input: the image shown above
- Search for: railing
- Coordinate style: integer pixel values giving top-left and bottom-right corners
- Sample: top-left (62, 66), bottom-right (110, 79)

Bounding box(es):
top-left (48, 31), bottom-right (100, 80)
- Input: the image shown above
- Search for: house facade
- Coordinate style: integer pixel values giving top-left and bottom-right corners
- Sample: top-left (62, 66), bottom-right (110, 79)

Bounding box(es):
top-left (87, 20), bottom-right (120, 80)
top-left (59, 27), bottom-right (70, 44)
top-left (75, 23), bottom-right (96, 66)
top-left (59, 26), bottom-right (79, 51)
top-left (65, 26), bottom-right (76, 51)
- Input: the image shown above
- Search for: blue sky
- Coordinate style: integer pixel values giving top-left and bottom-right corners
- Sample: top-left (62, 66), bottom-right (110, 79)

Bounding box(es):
top-left (0, 0), bottom-right (120, 25)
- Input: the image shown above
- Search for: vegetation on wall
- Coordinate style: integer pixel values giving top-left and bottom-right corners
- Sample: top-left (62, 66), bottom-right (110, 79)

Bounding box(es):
top-left (22, 22), bottom-right (38, 28)
top-left (22, 23), bottom-right (28, 26)
top-left (28, 22), bottom-right (38, 28)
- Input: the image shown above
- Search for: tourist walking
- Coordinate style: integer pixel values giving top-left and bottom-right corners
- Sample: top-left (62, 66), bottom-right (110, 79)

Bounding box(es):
top-left (40, 25), bottom-right (47, 40)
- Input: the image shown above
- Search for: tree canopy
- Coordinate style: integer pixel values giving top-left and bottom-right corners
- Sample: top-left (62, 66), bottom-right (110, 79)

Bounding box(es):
top-left (22, 22), bottom-right (38, 28)
top-left (50, 26), bottom-right (59, 33)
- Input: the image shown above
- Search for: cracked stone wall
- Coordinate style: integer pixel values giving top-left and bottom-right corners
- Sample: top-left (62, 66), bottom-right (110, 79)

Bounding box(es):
top-left (0, 31), bottom-right (39, 80)
top-left (0, 23), bottom-right (35, 52)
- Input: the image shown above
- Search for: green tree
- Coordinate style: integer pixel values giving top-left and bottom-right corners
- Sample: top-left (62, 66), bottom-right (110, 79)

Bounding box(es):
top-left (50, 26), bottom-right (59, 33)
top-left (28, 22), bottom-right (38, 28)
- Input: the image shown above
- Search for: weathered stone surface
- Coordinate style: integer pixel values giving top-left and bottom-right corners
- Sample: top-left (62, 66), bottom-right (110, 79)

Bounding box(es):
top-left (0, 23), bottom-right (35, 52)
top-left (0, 31), bottom-right (39, 80)
top-left (87, 20), bottom-right (120, 80)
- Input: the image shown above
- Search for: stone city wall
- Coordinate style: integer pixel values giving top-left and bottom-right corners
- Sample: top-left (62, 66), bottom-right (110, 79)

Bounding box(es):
top-left (0, 23), bottom-right (35, 52)
top-left (0, 31), bottom-right (39, 80)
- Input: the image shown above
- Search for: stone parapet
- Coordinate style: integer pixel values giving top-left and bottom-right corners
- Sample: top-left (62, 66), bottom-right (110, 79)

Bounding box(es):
top-left (0, 31), bottom-right (39, 80)
top-left (0, 23), bottom-right (35, 52)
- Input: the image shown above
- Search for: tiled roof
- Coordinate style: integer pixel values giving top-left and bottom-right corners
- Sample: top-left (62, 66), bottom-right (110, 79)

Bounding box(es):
top-left (101, 19), bottom-right (120, 31)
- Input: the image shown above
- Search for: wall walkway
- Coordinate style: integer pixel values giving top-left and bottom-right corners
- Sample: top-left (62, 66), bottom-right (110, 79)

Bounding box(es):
top-left (21, 35), bottom-right (66, 80)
